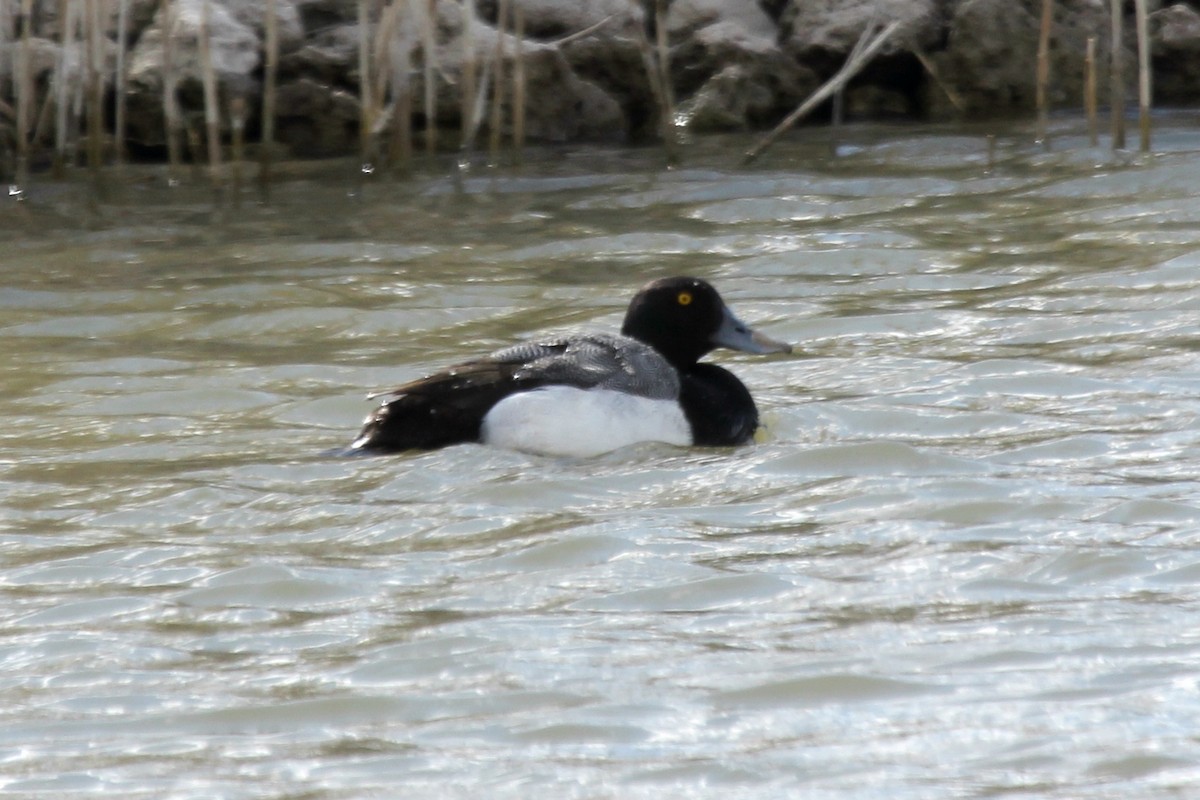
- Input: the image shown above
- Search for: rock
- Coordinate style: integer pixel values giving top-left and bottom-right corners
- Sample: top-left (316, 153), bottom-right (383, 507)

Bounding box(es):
top-left (1044, 0), bottom-right (1127, 106)
top-left (1154, 2), bottom-right (1200, 49)
top-left (782, 0), bottom-right (942, 62)
top-left (924, 0), bottom-right (1124, 118)
top-left (124, 0), bottom-right (265, 149)
top-left (278, 22), bottom-right (360, 83)
top-left (275, 77), bottom-right (360, 157)
top-left (13, 0), bottom-right (1200, 160)
top-left (668, 0), bottom-right (777, 39)
top-left (669, 0), bottom-right (805, 133)
top-left (4, 37), bottom-right (64, 84)
top-left (269, 0), bottom-right (628, 147)
top-left (559, 33), bottom-right (656, 138)
top-left (1152, 3), bottom-right (1200, 104)
top-left (128, 0), bottom-right (261, 84)
top-left (668, 5), bottom-right (818, 132)
top-left (492, 0), bottom-right (647, 138)
top-left (931, 0), bottom-right (1038, 115)
top-left (846, 83), bottom-right (912, 118)
top-left (433, 12), bottom-right (628, 142)
top-left (775, 0), bottom-right (939, 119)
top-left (19, 0), bottom-right (159, 40)
top-left (680, 63), bottom-right (778, 131)
top-left (485, 0), bottom-right (644, 39)
top-left (293, 0), bottom-right (358, 29)
top-left (518, 50), bottom-right (627, 140)
top-left (225, 0), bottom-right (306, 54)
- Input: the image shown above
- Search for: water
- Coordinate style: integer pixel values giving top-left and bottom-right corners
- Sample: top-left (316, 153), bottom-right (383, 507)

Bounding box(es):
top-left (4, 117), bottom-right (1200, 798)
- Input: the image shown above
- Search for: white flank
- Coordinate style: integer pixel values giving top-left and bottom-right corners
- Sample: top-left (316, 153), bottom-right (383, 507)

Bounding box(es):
top-left (481, 387), bottom-right (691, 457)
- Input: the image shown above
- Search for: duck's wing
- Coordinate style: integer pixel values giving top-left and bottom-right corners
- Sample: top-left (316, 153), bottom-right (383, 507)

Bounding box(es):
top-left (351, 334), bottom-right (679, 453)
top-left (494, 333), bottom-right (680, 400)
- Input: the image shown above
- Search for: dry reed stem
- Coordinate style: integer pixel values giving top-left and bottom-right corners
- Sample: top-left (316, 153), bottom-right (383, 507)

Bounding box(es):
top-left (27, 2), bottom-right (59, 150)
top-left (834, 15), bottom-right (880, 130)
top-left (911, 47), bottom-right (963, 111)
top-left (1134, 0), bottom-right (1151, 151)
top-left (16, 0), bottom-right (33, 185)
top-left (489, 0), bottom-right (510, 161)
top-left (358, 0), bottom-right (375, 164)
top-left (743, 20), bottom-right (902, 165)
top-left (460, 0), bottom-right (477, 150)
top-left (388, 0), bottom-right (414, 169)
top-left (547, 14), bottom-right (615, 48)
top-left (512, 2), bottom-right (525, 157)
top-left (490, 9), bottom-right (615, 158)
top-left (368, 0), bottom-right (395, 171)
top-left (422, 0), bottom-right (437, 154)
top-left (1, 6), bottom-right (13, 181)
top-left (186, 125), bottom-right (202, 179)
top-left (33, 79), bottom-right (58, 146)
top-left (392, 63), bottom-right (413, 168)
top-left (460, 44), bottom-right (492, 153)
top-left (54, 0), bottom-right (78, 175)
top-left (360, 0), bottom-right (401, 166)
top-left (654, 0), bottom-right (677, 163)
top-left (115, 0), bottom-right (130, 165)
top-left (260, 0), bottom-right (278, 193)
top-left (634, 13), bottom-right (673, 160)
top-left (0, 4), bottom-right (9, 119)
top-left (198, 0), bottom-right (222, 186)
top-left (1110, 0), bottom-right (1126, 149)
top-left (162, 0), bottom-right (183, 174)
top-left (230, 94), bottom-right (244, 205)
top-left (1085, 37), bottom-right (1098, 146)
top-left (369, 0), bottom-right (399, 146)
top-left (1035, 0), bottom-right (1052, 143)
top-left (85, 0), bottom-right (104, 174)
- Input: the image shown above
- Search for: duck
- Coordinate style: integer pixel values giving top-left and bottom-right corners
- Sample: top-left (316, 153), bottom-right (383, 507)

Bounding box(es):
top-left (349, 276), bottom-right (791, 457)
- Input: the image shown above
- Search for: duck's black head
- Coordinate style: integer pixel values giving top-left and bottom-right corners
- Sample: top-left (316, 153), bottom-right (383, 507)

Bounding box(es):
top-left (620, 277), bottom-right (791, 368)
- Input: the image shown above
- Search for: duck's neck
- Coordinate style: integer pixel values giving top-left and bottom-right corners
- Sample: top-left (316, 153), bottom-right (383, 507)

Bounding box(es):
top-left (622, 324), bottom-right (711, 370)
top-left (678, 363), bottom-right (759, 446)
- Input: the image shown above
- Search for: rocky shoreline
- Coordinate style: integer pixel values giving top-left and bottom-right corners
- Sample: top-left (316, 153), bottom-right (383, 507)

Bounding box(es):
top-left (4, 0), bottom-right (1200, 166)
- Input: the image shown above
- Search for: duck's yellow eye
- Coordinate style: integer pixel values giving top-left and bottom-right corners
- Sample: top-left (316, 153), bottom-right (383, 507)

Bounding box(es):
top-left (677, 291), bottom-right (693, 306)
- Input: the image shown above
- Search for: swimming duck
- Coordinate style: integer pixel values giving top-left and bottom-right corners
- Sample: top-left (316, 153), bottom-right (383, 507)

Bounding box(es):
top-left (350, 276), bottom-right (790, 457)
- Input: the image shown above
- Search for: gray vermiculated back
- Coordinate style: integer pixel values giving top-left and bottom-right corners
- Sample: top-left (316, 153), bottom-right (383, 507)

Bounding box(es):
top-left (489, 333), bottom-right (680, 400)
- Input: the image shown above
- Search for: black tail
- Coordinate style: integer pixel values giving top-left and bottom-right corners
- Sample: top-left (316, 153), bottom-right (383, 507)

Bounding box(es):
top-left (351, 392), bottom-right (489, 452)
top-left (349, 360), bottom-right (535, 453)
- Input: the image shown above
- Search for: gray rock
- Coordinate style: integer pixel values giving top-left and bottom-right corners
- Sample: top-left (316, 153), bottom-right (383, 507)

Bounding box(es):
top-left (434, 10), bottom-right (629, 142)
top-left (16, 0), bottom-right (1200, 160)
top-left (124, 0), bottom-right (263, 148)
top-left (508, 0), bottom-right (644, 38)
top-left (670, 8), bottom-right (818, 132)
top-left (668, 0), bottom-right (778, 39)
top-left (225, 0), bottom-right (306, 54)
top-left (924, 0), bottom-right (1125, 118)
top-left (1154, 1), bottom-right (1200, 50)
top-left (775, 0), bottom-right (938, 120)
top-left (1152, 3), bottom-right (1200, 104)
top-left (279, 21), bottom-right (360, 82)
top-left (128, 0), bottom-right (262, 83)
top-left (558, 33), bottom-right (655, 138)
top-left (276, 77), bottom-right (360, 157)
top-left (782, 0), bottom-right (941, 60)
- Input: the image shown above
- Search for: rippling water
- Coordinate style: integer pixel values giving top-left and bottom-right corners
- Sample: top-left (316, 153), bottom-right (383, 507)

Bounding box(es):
top-left (4, 117), bottom-right (1200, 798)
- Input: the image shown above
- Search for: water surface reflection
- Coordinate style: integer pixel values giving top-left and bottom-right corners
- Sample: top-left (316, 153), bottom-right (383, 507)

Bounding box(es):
top-left (3, 118), bottom-right (1200, 797)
